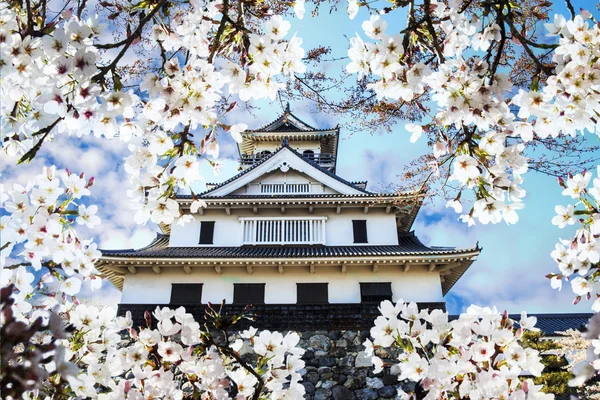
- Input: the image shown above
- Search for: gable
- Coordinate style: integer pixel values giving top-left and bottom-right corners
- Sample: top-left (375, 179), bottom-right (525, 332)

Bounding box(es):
top-left (203, 147), bottom-right (367, 197)
top-left (231, 169), bottom-right (342, 195)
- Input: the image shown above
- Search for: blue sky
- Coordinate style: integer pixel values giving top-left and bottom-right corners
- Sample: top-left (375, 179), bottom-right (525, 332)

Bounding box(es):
top-left (1, 0), bottom-right (599, 314)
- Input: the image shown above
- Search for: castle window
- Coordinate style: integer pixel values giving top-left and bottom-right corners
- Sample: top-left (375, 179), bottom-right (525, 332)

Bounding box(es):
top-left (199, 221), bottom-right (215, 244)
top-left (297, 283), bottom-right (328, 304)
top-left (302, 149), bottom-right (315, 161)
top-left (233, 283), bottom-right (265, 304)
top-left (352, 220), bottom-right (368, 243)
top-left (257, 150), bottom-right (271, 159)
top-left (360, 282), bottom-right (392, 303)
top-left (170, 283), bottom-right (203, 305)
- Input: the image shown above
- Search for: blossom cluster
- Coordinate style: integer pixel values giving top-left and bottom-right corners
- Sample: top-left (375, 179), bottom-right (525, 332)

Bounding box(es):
top-left (1, 1), bottom-right (306, 227)
top-left (366, 300), bottom-right (552, 399)
top-left (1, 166), bottom-right (103, 320)
top-left (512, 14), bottom-right (600, 139)
top-left (0, 6), bottom-right (120, 155)
top-left (125, 8), bottom-right (305, 226)
top-left (548, 168), bottom-right (600, 311)
top-left (32, 304), bottom-right (306, 399)
top-left (347, 2), bottom-right (528, 226)
top-left (565, 313), bottom-right (600, 388)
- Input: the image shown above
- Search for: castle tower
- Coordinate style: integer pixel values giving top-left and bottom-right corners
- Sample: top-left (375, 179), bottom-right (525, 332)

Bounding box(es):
top-left (97, 106), bottom-right (480, 331)
top-left (237, 103), bottom-right (339, 173)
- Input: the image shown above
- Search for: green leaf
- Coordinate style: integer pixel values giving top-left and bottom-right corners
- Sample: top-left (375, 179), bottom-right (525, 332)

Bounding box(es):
top-left (113, 73), bottom-right (123, 91)
top-left (574, 209), bottom-right (593, 216)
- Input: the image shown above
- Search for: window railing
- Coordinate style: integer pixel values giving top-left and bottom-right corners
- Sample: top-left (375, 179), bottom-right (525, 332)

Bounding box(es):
top-left (240, 217), bottom-right (327, 245)
top-left (259, 182), bottom-right (311, 194)
top-left (240, 153), bottom-right (336, 166)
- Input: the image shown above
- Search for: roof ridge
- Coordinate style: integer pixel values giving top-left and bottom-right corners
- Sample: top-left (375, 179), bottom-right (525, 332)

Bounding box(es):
top-left (247, 107), bottom-right (335, 133)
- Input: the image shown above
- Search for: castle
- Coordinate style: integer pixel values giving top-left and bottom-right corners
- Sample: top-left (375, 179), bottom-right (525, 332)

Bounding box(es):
top-left (97, 106), bottom-right (481, 330)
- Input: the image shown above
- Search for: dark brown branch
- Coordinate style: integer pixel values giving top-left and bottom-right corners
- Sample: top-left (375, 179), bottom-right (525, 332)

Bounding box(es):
top-left (565, 0), bottom-right (576, 19)
top-left (95, 37), bottom-right (130, 50)
top-left (25, 0), bottom-right (33, 34)
top-left (422, 0), bottom-right (445, 62)
top-left (77, 0), bottom-right (88, 18)
top-left (489, 2), bottom-right (506, 79)
top-left (17, 117), bottom-right (63, 164)
top-left (208, 0), bottom-right (230, 64)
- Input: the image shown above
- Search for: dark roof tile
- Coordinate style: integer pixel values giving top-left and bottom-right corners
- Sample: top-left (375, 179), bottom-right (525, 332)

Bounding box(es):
top-left (510, 313), bottom-right (594, 335)
top-left (100, 232), bottom-right (476, 259)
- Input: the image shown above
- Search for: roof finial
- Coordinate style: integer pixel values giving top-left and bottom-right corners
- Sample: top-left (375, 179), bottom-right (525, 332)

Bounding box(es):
top-left (281, 136), bottom-right (289, 147)
top-left (285, 102), bottom-right (290, 113)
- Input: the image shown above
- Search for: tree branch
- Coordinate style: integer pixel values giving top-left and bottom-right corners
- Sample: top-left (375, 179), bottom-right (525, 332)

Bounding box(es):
top-left (92, 0), bottom-right (169, 85)
top-left (208, 0), bottom-right (230, 64)
top-left (502, 4), bottom-right (554, 76)
top-left (565, 0), bottom-right (576, 19)
top-left (422, 0), bottom-right (445, 62)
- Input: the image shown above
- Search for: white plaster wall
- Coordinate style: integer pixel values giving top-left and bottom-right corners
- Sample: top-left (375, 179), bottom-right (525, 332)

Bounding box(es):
top-left (120, 264), bottom-right (444, 304)
top-left (169, 208), bottom-right (399, 247)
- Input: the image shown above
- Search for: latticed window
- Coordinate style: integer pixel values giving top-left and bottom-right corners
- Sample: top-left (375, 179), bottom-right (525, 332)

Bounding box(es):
top-left (360, 282), bottom-right (392, 303)
top-left (352, 220), bottom-right (368, 243)
top-left (233, 283), bottom-right (265, 304)
top-left (199, 221), bottom-right (215, 244)
top-left (170, 283), bottom-right (203, 304)
top-left (297, 283), bottom-right (329, 304)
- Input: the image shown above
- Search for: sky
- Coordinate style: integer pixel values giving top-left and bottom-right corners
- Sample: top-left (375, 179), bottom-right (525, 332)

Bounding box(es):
top-left (1, 0), bottom-right (599, 314)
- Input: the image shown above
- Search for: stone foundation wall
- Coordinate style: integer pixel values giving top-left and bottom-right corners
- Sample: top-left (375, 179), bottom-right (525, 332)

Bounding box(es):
top-left (234, 329), bottom-right (408, 400)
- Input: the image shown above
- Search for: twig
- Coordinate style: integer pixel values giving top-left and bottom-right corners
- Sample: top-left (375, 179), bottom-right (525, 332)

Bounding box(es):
top-left (92, 0), bottom-right (169, 85)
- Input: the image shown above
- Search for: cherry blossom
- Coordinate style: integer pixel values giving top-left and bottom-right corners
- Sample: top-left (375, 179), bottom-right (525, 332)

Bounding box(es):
top-left (367, 300), bottom-right (552, 399)
top-left (548, 167), bottom-right (600, 312)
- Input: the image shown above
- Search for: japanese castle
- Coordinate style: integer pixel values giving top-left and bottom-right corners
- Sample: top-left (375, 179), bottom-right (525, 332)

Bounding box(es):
top-left (98, 106), bottom-right (481, 330)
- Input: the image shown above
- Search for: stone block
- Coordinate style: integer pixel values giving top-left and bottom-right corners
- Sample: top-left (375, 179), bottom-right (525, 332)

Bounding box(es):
top-left (309, 334), bottom-right (332, 351)
top-left (322, 380), bottom-right (337, 390)
top-left (366, 377), bottom-right (383, 389)
top-left (353, 388), bottom-right (378, 400)
top-left (318, 357), bottom-right (337, 367)
top-left (354, 351), bottom-right (373, 368)
top-left (377, 386), bottom-right (396, 398)
top-left (332, 385), bottom-right (355, 400)
top-left (302, 382), bottom-right (316, 395)
top-left (306, 371), bottom-right (319, 384)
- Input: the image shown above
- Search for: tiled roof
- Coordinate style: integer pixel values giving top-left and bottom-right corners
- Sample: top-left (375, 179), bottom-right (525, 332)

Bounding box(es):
top-left (246, 104), bottom-right (331, 133)
top-left (184, 144), bottom-right (374, 197)
top-left (100, 232), bottom-right (478, 259)
top-left (511, 313), bottom-right (594, 335)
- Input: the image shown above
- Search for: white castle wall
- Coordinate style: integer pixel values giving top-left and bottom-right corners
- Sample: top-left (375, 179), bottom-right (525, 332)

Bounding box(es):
top-left (119, 264), bottom-right (444, 304)
top-left (169, 208), bottom-right (399, 247)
